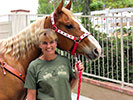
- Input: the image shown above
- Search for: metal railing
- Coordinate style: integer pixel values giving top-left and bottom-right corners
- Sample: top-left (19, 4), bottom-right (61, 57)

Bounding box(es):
top-left (0, 13), bottom-right (133, 88)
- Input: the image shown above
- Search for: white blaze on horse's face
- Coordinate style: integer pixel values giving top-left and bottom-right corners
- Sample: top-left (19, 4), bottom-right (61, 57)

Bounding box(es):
top-left (72, 17), bottom-right (101, 56)
top-left (72, 17), bottom-right (88, 33)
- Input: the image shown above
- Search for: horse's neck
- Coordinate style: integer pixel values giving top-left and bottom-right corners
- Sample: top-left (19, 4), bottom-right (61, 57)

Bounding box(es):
top-left (21, 16), bottom-right (52, 71)
top-left (17, 17), bottom-right (47, 71)
top-left (0, 43), bottom-right (41, 75)
top-left (1, 47), bottom-right (41, 75)
top-left (21, 47), bottom-right (41, 69)
top-left (21, 16), bottom-right (52, 72)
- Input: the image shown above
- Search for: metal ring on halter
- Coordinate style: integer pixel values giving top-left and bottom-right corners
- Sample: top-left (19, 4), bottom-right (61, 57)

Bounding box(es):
top-left (74, 37), bottom-right (81, 43)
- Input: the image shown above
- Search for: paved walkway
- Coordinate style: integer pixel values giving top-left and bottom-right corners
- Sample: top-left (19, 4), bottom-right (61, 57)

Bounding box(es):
top-left (72, 93), bottom-right (93, 100)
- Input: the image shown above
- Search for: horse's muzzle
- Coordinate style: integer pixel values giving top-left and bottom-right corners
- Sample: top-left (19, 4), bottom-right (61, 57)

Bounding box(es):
top-left (85, 48), bottom-right (101, 60)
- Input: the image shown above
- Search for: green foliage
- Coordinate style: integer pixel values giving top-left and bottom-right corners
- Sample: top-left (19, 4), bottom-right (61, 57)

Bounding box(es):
top-left (37, 0), bottom-right (62, 14)
top-left (114, 27), bottom-right (132, 35)
top-left (38, 0), bottom-right (53, 14)
top-left (104, 0), bottom-right (133, 8)
top-left (72, 0), bottom-right (84, 13)
top-left (37, 0), bottom-right (133, 14)
top-left (90, 1), bottom-right (104, 11)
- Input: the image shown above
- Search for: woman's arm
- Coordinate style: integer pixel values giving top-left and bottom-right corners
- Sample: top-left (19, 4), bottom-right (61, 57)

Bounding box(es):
top-left (70, 61), bottom-right (84, 90)
top-left (26, 89), bottom-right (36, 100)
top-left (70, 72), bottom-right (78, 90)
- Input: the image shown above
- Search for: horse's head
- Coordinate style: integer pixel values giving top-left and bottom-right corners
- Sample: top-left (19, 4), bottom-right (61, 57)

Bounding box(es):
top-left (45, 0), bottom-right (101, 60)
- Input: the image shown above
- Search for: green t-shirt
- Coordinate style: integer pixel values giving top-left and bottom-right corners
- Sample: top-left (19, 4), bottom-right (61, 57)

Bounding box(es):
top-left (24, 54), bottom-right (75, 100)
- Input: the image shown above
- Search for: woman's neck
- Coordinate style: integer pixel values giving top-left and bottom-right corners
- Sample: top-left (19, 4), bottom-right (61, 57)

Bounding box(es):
top-left (40, 54), bottom-right (57, 61)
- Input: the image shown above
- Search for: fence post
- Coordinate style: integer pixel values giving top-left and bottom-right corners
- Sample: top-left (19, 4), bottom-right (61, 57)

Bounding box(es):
top-left (120, 17), bottom-right (124, 87)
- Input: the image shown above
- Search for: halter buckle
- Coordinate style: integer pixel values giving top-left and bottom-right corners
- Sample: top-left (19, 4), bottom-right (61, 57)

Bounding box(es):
top-left (0, 64), bottom-right (6, 75)
top-left (74, 37), bottom-right (81, 43)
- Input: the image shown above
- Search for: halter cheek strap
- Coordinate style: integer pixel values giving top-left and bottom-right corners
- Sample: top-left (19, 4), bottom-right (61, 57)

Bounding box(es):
top-left (0, 58), bottom-right (25, 82)
top-left (50, 12), bottom-right (90, 55)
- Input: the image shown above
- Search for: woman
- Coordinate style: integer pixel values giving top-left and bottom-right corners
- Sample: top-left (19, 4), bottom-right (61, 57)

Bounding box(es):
top-left (24, 29), bottom-right (84, 100)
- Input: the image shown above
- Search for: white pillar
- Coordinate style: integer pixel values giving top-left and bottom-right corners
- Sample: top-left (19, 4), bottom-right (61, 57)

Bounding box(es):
top-left (10, 9), bottom-right (30, 36)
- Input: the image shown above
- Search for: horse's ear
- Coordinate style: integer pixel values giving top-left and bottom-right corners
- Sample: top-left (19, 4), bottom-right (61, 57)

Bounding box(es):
top-left (55, 0), bottom-right (64, 13)
top-left (65, 0), bottom-right (72, 10)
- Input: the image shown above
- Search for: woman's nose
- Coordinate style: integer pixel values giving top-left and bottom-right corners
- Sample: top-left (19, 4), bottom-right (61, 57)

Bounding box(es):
top-left (47, 43), bottom-right (51, 47)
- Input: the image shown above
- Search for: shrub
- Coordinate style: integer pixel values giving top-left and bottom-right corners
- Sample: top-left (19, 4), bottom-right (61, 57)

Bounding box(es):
top-left (90, 1), bottom-right (104, 11)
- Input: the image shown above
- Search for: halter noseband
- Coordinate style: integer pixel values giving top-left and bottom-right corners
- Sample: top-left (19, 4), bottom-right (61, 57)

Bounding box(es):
top-left (50, 12), bottom-right (90, 55)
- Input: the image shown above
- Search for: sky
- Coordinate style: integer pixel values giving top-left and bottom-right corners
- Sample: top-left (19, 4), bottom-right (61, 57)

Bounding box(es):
top-left (0, 0), bottom-right (39, 15)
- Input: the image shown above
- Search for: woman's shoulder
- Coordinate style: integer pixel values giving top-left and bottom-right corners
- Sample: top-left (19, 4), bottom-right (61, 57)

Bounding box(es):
top-left (57, 54), bottom-right (70, 62)
top-left (57, 54), bottom-right (68, 59)
top-left (29, 58), bottom-right (40, 67)
top-left (27, 58), bottom-right (43, 71)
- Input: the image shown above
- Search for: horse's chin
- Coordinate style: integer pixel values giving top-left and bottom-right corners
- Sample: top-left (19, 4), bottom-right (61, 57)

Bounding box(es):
top-left (85, 53), bottom-right (99, 60)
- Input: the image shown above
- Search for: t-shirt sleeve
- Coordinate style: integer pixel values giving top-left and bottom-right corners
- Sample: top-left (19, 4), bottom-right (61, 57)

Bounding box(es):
top-left (68, 59), bottom-right (76, 82)
top-left (24, 62), bottom-right (36, 89)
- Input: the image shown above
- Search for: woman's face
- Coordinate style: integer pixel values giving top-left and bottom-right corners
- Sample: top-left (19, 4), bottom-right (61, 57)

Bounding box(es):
top-left (40, 38), bottom-right (57, 56)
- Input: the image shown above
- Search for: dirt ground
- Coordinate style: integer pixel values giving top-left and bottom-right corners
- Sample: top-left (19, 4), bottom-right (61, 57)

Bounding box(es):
top-left (72, 80), bottom-right (133, 100)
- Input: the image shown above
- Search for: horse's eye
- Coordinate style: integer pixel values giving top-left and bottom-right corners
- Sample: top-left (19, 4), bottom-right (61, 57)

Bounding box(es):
top-left (66, 24), bottom-right (73, 29)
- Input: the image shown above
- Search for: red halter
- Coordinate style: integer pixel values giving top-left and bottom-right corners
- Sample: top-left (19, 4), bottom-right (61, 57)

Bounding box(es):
top-left (50, 12), bottom-right (90, 55)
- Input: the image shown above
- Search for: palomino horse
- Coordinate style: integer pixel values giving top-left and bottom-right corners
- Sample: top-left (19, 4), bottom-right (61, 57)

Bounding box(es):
top-left (0, 0), bottom-right (101, 100)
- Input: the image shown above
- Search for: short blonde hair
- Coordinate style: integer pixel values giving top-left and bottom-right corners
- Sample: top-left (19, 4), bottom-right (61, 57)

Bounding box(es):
top-left (39, 29), bottom-right (58, 43)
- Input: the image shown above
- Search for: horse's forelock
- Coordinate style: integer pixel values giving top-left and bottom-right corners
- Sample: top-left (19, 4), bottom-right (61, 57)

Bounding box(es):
top-left (62, 7), bottom-right (74, 19)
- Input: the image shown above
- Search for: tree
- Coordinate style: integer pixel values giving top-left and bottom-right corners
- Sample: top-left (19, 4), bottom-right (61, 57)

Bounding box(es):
top-left (72, 0), bottom-right (84, 13)
top-left (102, 0), bottom-right (133, 8)
top-left (72, 0), bottom-right (91, 14)
top-left (90, 1), bottom-right (104, 11)
top-left (38, 0), bottom-right (132, 14)
top-left (38, 0), bottom-right (53, 14)
top-left (83, 0), bottom-right (91, 15)
top-left (38, 0), bottom-right (89, 14)
top-left (38, 0), bottom-right (62, 14)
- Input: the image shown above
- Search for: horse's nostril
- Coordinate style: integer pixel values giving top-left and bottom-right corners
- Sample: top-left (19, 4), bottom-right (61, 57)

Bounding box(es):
top-left (93, 48), bottom-right (99, 57)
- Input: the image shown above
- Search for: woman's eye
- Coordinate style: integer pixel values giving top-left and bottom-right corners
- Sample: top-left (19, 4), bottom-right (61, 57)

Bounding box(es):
top-left (42, 42), bottom-right (47, 45)
top-left (66, 24), bottom-right (73, 29)
top-left (50, 41), bottom-right (54, 44)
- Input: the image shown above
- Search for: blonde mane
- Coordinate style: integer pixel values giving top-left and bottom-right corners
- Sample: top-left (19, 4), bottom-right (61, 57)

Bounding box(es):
top-left (0, 17), bottom-right (46, 59)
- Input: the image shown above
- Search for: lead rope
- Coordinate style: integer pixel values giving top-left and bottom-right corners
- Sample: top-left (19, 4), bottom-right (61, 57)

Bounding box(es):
top-left (74, 56), bottom-right (82, 100)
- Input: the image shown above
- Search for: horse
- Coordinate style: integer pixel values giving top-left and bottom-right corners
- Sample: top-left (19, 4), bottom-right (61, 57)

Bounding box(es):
top-left (0, 0), bottom-right (101, 100)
